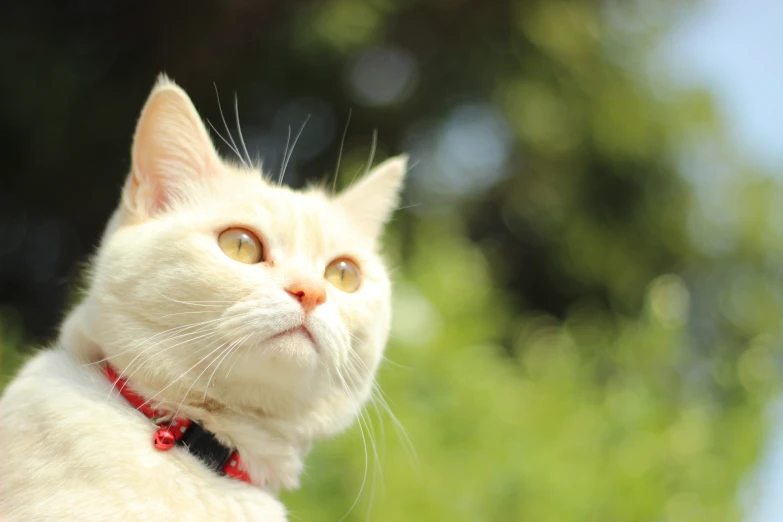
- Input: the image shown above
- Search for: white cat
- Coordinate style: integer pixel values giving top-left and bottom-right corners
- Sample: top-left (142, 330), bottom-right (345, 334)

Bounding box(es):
top-left (0, 75), bottom-right (406, 521)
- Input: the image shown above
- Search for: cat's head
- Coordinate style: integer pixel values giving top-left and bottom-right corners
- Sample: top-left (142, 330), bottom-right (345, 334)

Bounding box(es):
top-left (75, 75), bottom-right (405, 440)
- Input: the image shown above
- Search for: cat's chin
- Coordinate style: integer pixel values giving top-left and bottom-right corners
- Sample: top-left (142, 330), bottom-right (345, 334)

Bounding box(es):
top-left (225, 331), bottom-right (325, 400)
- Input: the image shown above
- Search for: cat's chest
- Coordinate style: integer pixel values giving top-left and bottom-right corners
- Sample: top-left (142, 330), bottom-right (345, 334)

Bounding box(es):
top-left (0, 349), bottom-right (287, 521)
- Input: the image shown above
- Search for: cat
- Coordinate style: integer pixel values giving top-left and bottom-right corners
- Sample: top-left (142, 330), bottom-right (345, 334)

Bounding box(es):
top-left (0, 75), bottom-right (407, 521)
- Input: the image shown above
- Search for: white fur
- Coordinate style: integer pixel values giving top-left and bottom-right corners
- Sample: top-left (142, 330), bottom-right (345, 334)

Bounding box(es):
top-left (0, 75), bottom-right (406, 521)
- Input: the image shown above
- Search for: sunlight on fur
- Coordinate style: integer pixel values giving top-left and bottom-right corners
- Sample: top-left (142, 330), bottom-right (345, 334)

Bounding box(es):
top-left (0, 74), bottom-right (407, 521)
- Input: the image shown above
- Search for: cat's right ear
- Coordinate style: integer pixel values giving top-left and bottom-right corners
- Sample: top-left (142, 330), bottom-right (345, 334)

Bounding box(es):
top-left (120, 75), bottom-right (220, 222)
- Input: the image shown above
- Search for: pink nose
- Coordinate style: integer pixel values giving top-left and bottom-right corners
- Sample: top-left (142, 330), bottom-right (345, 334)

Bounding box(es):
top-left (285, 282), bottom-right (326, 313)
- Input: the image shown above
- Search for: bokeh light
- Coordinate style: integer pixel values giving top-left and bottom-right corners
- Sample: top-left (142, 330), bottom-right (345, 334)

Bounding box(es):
top-left (347, 45), bottom-right (418, 107)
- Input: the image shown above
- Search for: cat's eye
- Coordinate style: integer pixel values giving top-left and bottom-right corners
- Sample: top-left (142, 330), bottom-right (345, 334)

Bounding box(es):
top-left (325, 258), bottom-right (362, 293)
top-left (218, 228), bottom-right (264, 264)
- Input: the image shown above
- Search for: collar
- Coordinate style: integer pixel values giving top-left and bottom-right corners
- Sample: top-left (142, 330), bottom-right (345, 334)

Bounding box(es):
top-left (103, 364), bottom-right (252, 485)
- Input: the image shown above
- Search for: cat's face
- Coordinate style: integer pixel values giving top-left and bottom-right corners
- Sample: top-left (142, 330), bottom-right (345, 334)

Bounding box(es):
top-left (84, 76), bottom-right (405, 438)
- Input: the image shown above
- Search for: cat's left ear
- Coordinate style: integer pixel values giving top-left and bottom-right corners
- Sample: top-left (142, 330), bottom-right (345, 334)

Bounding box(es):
top-left (121, 75), bottom-right (220, 221)
top-left (335, 155), bottom-right (408, 238)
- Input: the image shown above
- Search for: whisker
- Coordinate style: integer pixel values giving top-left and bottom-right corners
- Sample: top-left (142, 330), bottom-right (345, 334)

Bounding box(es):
top-left (224, 336), bottom-right (253, 380)
top-left (278, 115), bottom-right (310, 186)
top-left (363, 129), bottom-right (378, 179)
top-left (168, 339), bottom-right (233, 421)
top-left (344, 345), bottom-right (417, 470)
top-left (373, 385), bottom-right (419, 470)
top-left (107, 309), bottom-right (255, 402)
top-left (335, 367), bottom-right (369, 522)
top-left (332, 108), bottom-right (352, 194)
top-left (91, 316), bottom-right (227, 369)
top-left (114, 326), bottom-right (228, 400)
top-left (278, 125), bottom-right (292, 185)
top-left (203, 334), bottom-right (249, 399)
top-left (152, 288), bottom-right (235, 306)
top-left (207, 119), bottom-right (243, 163)
top-left (156, 310), bottom-right (223, 319)
top-left (213, 83), bottom-right (248, 168)
top-left (138, 338), bottom-right (234, 411)
top-left (380, 355), bottom-right (413, 370)
top-left (165, 323), bottom-right (252, 420)
top-left (234, 94), bottom-right (253, 167)
top-left (358, 407), bottom-right (381, 522)
top-left (365, 400), bottom-right (385, 521)
top-left (362, 403), bottom-right (382, 488)
top-left (370, 396), bottom-right (388, 462)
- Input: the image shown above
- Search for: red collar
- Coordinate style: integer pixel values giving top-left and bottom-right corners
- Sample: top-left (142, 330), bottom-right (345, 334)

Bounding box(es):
top-left (103, 364), bottom-right (251, 484)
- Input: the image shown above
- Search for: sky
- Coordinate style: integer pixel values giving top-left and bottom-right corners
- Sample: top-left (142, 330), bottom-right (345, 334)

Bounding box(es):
top-left (670, 0), bottom-right (783, 174)
top-left (668, 0), bottom-right (783, 520)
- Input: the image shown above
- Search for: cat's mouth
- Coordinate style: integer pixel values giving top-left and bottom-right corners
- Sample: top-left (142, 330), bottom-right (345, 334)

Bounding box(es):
top-left (269, 325), bottom-right (317, 349)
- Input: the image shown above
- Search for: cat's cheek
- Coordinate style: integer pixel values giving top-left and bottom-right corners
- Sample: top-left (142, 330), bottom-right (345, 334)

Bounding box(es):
top-left (339, 296), bottom-right (385, 339)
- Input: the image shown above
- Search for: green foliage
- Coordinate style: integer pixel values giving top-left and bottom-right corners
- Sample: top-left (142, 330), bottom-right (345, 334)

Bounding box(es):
top-left (0, 312), bottom-right (25, 389)
top-left (282, 222), bottom-right (776, 522)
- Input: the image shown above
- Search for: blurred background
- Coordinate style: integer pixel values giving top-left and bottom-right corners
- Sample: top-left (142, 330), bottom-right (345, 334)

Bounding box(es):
top-left (1, 0), bottom-right (782, 520)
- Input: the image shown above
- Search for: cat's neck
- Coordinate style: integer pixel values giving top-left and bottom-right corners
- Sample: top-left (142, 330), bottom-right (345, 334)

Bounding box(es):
top-left (59, 299), bottom-right (309, 492)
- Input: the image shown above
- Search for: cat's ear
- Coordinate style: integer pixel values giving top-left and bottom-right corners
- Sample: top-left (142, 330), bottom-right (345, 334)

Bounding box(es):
top-left (122, 74), bottom-right (220, 221)
top-left (335, 155), bottom-right (408, 238)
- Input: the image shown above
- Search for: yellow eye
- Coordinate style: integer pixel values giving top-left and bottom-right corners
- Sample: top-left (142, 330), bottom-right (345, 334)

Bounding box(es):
top-left (325, 258), bottom-right (362, 293)
top-left (218, 228), bottom-right (264, 264)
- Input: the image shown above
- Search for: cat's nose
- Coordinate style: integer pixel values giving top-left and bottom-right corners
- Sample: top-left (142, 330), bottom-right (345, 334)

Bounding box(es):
top-left (285, 282), bottom-right (327, 313)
